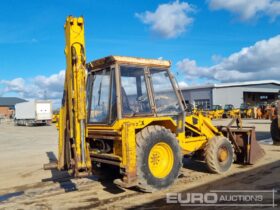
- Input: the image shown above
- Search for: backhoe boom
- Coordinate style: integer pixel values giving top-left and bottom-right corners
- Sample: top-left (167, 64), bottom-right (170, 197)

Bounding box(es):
top-left (58, 16), bottom-right (91, 175)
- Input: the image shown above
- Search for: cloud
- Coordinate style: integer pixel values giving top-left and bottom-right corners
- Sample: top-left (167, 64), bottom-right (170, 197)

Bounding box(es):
top-left (0, 70), bottom-right (65, 108)
top-left (0, 78), bottom-right (26, 92)
top-left (177, 58), bottom-right (211, 80)
top-left (208, 0), bottom-right (280, 21)
top-left (136, 1), bottom-right (195, 39)
top-left (177, 34), bottom-right (280, 82)
top-left (178, 81), bottom-right (189, 88)
top-left (33, 70), bottom-right (65, 95)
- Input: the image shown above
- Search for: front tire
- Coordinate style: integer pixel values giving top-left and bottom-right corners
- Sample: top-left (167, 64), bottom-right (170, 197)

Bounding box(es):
top-left (136, 125), bottom-right (182, 192)
top-left (205, 136), bottom-right (234, 174)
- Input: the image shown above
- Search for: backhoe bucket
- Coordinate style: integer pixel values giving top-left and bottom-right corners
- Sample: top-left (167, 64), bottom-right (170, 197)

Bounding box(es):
top-left (220, 118), bottom-right (265, 164)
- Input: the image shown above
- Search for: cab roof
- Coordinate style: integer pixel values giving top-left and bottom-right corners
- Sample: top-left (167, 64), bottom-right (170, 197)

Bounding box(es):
top-left (87, 55), bottom-right (171, 70)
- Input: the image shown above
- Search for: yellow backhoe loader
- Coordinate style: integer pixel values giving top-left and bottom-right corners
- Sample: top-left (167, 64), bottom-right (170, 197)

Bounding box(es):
top-left (240, 103), bottom-right (253, 119)
top-left (206, 105), bottom-right (224, 119)
top-left (223, 104), bottom-right (240, 118)
top-left (44, 16), bottom-right (265, 192)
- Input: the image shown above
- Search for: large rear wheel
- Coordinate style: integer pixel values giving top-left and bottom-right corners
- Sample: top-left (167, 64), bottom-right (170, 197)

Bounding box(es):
top-left (271, 118), bottom-right (280, 145)
top-left (205, 136), bottom-right (234, 174)
top-left (136, 125), bottom-right (182, 192)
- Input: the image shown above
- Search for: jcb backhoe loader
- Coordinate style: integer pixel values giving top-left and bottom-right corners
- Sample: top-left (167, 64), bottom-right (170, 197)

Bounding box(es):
top-left (223, 104), bottom-right (240, 118)
top-left (45, 16), bottom-right (265, 192)
top-left (206, 105), bottom-right (224, 119)
top-left (240, 103), bottom-right (253, 118)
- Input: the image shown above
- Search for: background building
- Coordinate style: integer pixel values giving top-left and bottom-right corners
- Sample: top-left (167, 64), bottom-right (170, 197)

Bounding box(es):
top-left (0, 97), bottom-right (27, 118)
top-left (181, 80), bottom-right (280, 109)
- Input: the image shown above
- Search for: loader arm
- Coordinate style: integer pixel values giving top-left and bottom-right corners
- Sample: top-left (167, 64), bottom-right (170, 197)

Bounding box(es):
top-left (185, 114), bottom-right (219, 139)
top-left (58, 16), bottom-right (91, 175)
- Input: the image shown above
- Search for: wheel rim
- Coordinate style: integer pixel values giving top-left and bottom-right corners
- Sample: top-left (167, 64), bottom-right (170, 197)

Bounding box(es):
top-left (218, 146), bottom-right (229, 162)
top-left (148, 142), bottom-right (174, 179)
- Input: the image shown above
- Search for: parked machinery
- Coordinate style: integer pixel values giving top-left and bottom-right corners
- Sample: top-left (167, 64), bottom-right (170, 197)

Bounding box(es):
top-left (45, 16), bottom-right (265, 192)
top-left (223, 104), bottom-right (240, 118)
top-left (52, 111), bottom-right (60, 123)
top-left (240, 103), bottom-right (253, 118)
top-left (207, 105), bottom-right (224, 119)
top-left (270, 101), bottom-right (280, 145)
top-left (263, 103), bottom-right (276, 120)
top-left (193, 104), bottom-right (205, 116)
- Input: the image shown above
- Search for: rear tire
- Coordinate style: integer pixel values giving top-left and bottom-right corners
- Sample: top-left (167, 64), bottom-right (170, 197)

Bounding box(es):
top-left (205, 136), bottom-right (234, 174)
top-left (271, 118), bottom-right (280, 145)
top-left (136, 125), bottom-right (182, 192)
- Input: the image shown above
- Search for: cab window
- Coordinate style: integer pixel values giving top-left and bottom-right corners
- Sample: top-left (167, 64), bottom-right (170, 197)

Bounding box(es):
top-left (120, 66), bottom-right (151, 116)
top-left (150, 69), bottom-right (180, 115)
top-left (89, 69), bottom-right (111, 123)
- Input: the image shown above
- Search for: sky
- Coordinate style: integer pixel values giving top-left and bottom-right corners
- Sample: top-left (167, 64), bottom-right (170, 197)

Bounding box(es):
top-left (0, 0), bottom-right (280, 107)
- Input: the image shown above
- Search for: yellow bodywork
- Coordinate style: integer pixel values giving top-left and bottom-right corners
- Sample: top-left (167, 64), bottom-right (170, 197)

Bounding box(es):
top-left (58, 16), bottom-right (91, 173)
top-left (226, 109), bottom-right (240, 118)
top-left (246, 109), bottom-right (253, 118)
top-left (193, 108), bottom-right (202, 116)
top-left (86, 113), bottom-right (219, 181)
top-left (206, 109), bottom-right (224, 119)
top-left (52, 114), bottom-right (59, 123)
top-left (244, 108), bottom-right (253, 118)
top-left (57, 16), bottom-right (230, 186)
top-left (52, 16), bottom-right (265, 191)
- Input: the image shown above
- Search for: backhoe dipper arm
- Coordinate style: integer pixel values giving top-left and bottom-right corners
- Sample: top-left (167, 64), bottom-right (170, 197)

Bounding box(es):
top-left (58, 16), bottom-right (91, 175)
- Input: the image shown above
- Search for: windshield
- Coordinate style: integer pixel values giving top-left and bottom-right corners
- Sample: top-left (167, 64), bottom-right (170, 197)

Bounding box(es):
top-left (150, 69), bottom-right (180, 115)
top-left (212, 105), bottom-right (222, 110)
top-left (240, 103), bottom-right (246, 109)
top-left (224, 104), bottom-right (233, 110)
top-left (240, 103), bottom-right (251, 109)
top-left (120, 66), bottom-right (151, 116)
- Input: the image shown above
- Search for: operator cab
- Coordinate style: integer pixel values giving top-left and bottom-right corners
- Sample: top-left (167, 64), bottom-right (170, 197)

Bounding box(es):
top-left (86, 56), bottom-right (184, 125)
top-left (224, 104), bottom-right (235, 111)
top-left (211, 105), bottom-right (222, 111)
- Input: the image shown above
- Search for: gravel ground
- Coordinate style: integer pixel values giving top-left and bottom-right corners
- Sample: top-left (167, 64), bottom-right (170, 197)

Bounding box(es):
top-left (0, 119), bottom-right (279, 210)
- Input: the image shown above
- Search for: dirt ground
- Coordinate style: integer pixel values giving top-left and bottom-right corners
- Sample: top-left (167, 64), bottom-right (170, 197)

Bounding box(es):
top-left (0, 119), bottom-right (279, 210)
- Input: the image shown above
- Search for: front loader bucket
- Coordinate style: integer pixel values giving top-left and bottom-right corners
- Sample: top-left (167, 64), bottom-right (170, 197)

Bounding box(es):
top-left (220, 118), bottom-right (265, 164)
top-left (247, 130), bottom-right (266, 164)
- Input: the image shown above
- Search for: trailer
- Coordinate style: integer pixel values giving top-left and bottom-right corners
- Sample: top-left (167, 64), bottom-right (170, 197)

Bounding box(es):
top-left (15, 100), bottom-right (52, 126)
